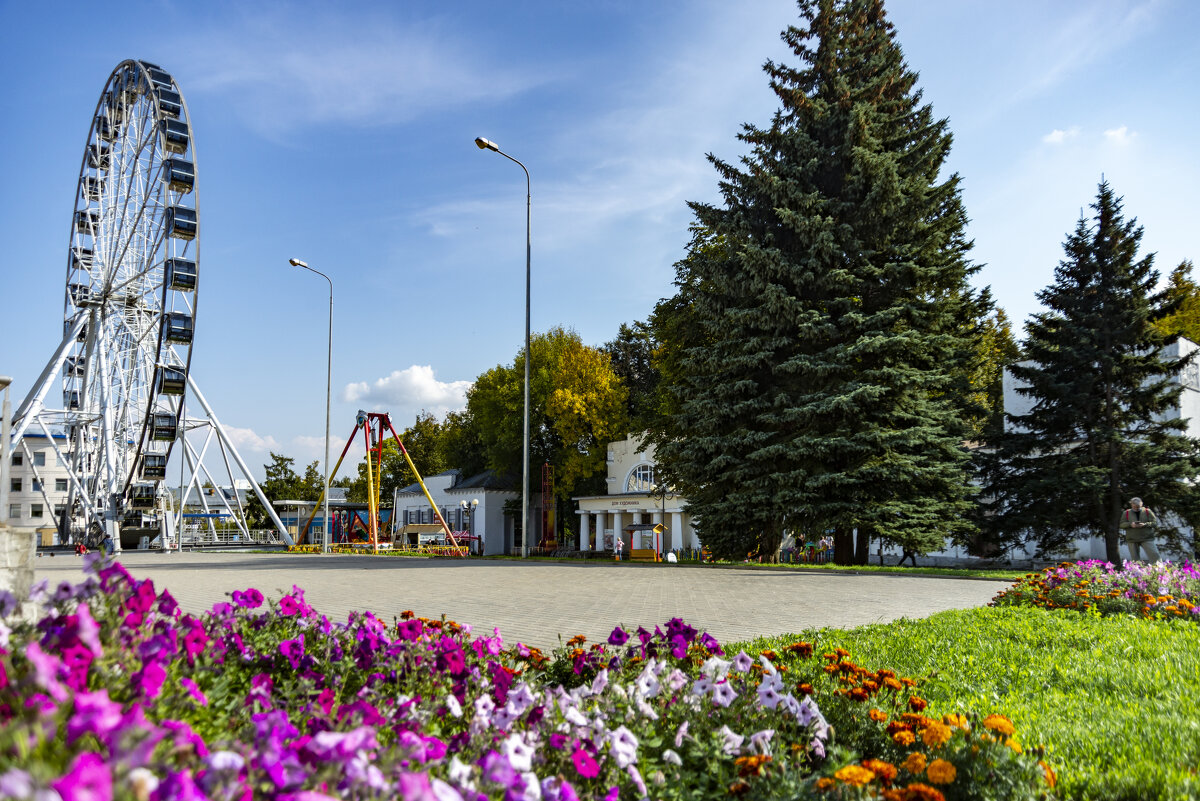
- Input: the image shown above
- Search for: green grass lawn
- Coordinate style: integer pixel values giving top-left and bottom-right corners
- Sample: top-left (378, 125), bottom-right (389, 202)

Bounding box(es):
top-left (738, 607), bottom-right (1200, 800)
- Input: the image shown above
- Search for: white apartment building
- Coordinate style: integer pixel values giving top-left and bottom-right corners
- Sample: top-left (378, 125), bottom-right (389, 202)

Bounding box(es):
top-left (7, 432), bottom-right (72, 543)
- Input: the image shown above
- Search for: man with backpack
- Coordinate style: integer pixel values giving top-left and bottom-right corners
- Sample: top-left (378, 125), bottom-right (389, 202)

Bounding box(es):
top-left (1119, 497), bottom-right (1159, 563)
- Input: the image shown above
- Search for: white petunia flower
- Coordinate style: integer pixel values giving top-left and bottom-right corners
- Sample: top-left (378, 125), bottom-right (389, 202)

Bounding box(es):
top-left (718, 725), bottom-right (744, 755)
top-left (661, 749), bottom-right (683, 766)
top-left (504, 733), bottom-right (535, 773)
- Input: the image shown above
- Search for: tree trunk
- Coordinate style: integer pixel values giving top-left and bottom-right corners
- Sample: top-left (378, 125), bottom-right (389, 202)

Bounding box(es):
top-left (854, 527), bottom-right (870, 565)
top-left (757, 517), bottom-right (785, 563)
top-left (834, 528), bottom-right (854, 565)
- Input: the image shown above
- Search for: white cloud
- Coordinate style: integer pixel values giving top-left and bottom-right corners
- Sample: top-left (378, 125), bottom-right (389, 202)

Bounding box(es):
top-left (1104, 125), bottom-right (1137, 144)
top-left (1042, 126), bottom-right (1080, 144)
top-left (341, 365), bottom-right (471, 416)
top-left (183, 9), bottom-right (546, 136)
top-left (223, 425), bottom-right (281, 454)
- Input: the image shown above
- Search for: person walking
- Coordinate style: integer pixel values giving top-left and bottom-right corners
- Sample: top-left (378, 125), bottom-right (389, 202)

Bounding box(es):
top-left (1119, 497), bottom-right (1159, 563)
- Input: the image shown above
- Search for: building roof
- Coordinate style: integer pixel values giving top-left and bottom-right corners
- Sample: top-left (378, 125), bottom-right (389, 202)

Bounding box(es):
top-left (447, 469), bottom-right (518, 492)
top-left (395, 468), bottom-right (462, 495)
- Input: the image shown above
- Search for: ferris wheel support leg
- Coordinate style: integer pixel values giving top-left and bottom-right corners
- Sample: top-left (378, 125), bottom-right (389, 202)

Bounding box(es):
top-left (184, 375), bottom-right (295, 547)
top-left (8, 321), bottom-right (86, 446)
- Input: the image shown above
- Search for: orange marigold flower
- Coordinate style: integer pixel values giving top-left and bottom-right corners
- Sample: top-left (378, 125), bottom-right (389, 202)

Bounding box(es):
top-left (815, 778), bottom-right (837, 791)
top-left (835, 647), bottom-right (850, 658)
top-left (926, 759), bottom-right (956, 785)
top-left (785, 641), bottom-right (814, 658)
top-left (900, 783), bottom-right (945, 801)
top-left (884, 677), bottom-right (903, 691)
top-left (566, 635), bottom-right (586, 647)
top-left (869, 708), bottom-right (889, 722)
top-left (797, 683), bottom-right (815, 696)
top-left (901, 678), bottom-right (917, 688)
top-left (400, 610), bottom-right (415, 620)
top-left (760, 650), bottom-right (778, 661)
top-left (1039, 761), bottom-right (1057, 788)
top-left (887, 721), bottom-right (913, 736)
top-left (908, 696), bottom-right (928, 712)
top-left (822, 652), bottom-right (838, 661)
top-left (981, 714), bottom-right (1015, 737)
top-left (893, 730), bottom-right (916, 747)
top-left (942, 713), bottom-right (969, 730)
top-left (902, 753), bottom-right (927, 775)
top-left (850, 687), bottom-right (871, 702)
top-left (862, 759), bottom-right (898, 784)
top-left (921, 722), bottom-right (952, 748)
top-left (1005, 738), bottom-right (1023, 754)
top-left (727, 780), bottom-right (751, 796)
top-left (735, 754), bottom-right (772, 777)
top-left (834, 765), bottom-right (876, 787)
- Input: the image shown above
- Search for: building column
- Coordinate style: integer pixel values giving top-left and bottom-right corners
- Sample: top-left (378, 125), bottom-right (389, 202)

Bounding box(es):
top-left (672, 512), bottom-right (684, 553)
top-left (578, 511), bottom-right (590, 551)
top-left (594, 513), bottom-right (605, 551)
top-left (612, 511), bottom-right (624, 552)
top-left (652, 510), bottom-right (664, 551)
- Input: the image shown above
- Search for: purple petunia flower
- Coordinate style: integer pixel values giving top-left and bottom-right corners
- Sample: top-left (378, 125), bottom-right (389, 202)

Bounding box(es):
top-left (67, 689), bottom-right (124, 744)
top-left (231, 588), bottom-right (264, 609)
top-left (180, 678), bottom-right (208, 707)
top-left (607, 626), bottom-right (629, 646)
top-left (52, 752), bottom-right (112, 801)
top-left (279, 635), bottom-right (305, 670)
top-left (571, 747), bottom-right (600, 779)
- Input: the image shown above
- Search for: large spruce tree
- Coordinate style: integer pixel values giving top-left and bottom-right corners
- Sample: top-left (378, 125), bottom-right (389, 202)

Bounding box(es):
top-left (649, 0), bottom-right (981, 563)
top-left (982, 182), bottom-right (1200, 562)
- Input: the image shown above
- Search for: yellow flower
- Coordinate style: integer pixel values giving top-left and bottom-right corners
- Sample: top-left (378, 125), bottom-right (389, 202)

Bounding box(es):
top-left (926, 759), bottom-right (957, 785)
top-left (1005, 738), bottom-right (1023, 754)
top-left (902, 753), bottom-right (927, 775)
top-left (869, 708), bottom-right (888, 722)
top-left (861, 759), bottom-right (897, 784)
top-left (892, 730), bottom-right (916, 747)
top-left (981, 714), bottom-right (1015, 737)
top-left (834, 765), bottom-right (876, 787)
top-left (921, 721), bottom-right (952, 748)
top-left (942, 713), bottom-right (969, 730)
top-left (815, 778), bottom-right (836, 791)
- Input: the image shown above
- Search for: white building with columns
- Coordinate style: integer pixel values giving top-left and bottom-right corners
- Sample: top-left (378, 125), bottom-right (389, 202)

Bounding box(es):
top-left (572, 435), bottom-right (699, 555)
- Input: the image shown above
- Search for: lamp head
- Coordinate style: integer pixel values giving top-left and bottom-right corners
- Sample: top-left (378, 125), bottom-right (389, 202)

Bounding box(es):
top-left (474, 137), bottom-right (499, 152)
top-left (0, 376), bottom-right (11, 391)
top-left (472, 498), bottom-right (479, 508)
top-left (288, 258), bottom-right (308, 268)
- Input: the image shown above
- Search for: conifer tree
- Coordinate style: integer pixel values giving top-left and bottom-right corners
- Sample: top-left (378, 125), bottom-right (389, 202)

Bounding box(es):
top-left (982, 182), bottom-right (1200, 562)
top-left (649, 0), bottom-right (980, 563)
top-left (1153, 260), bottom-right (1200, 343)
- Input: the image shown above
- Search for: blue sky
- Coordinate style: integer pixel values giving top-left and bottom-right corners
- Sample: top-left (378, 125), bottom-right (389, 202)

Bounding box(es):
top-left (1, 0), bottom-right (1196, 479)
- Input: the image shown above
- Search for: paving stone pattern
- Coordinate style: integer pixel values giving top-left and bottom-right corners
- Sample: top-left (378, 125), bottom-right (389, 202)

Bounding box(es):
top-left (35, 552), bottom-right (1004, 651)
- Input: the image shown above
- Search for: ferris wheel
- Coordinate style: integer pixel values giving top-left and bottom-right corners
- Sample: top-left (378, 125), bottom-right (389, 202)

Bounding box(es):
top-left (11, 60), bottom-right (291, 550)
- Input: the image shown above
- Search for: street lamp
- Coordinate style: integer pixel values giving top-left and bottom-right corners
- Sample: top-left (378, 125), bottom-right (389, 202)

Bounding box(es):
top-left (459, 497), bottom-right (479, 555)
top-left (0, 376), bottom-right (11, 524)
top-left (287, 259), bottom-right (333, 554)
top-left (474, 136), bottom-right (532, 558)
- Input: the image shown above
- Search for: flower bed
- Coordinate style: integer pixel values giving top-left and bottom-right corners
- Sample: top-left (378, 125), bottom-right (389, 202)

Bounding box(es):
top-left (991, 560), bottom-right (1200, 621)
top-left (0, 558), bottom-right (1054, 800)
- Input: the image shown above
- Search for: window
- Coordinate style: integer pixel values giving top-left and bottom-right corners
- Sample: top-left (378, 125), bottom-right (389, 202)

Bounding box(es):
top-left (30, 504), bottom-right (43, 519)
top-left (54, 504), bottom-right (66, 518)
top-left (626, 464), bottom-right (656, 493)
top-left (31, 480), bottom-right (42, 492)
top-left (11, 453), bottom-right (21, 466)
top-left (9, 478), bottom-right (20, 493)
top-left (7, 504), bottom-right (18, 519)
top-left (32, 452), bottom-right (46, 467)
top-left (56, 478), bottom-right (68, 492)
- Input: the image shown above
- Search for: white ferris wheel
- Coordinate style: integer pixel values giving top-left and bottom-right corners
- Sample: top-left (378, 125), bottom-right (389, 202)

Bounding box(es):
top-left (10, 60), bottom-right (291, 550)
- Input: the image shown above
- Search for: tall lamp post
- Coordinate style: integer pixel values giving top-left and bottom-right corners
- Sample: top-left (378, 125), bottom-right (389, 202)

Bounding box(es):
top-left (0, 376), bottom-right (12, 523)
top-left (474, 136), bottom-right (532, 558)
top-left (287, 259), bottom-right (333, 554)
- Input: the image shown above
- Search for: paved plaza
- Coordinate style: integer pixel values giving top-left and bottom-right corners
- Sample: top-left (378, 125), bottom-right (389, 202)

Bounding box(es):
top-left (35, 552), bottom-right (1005, 651)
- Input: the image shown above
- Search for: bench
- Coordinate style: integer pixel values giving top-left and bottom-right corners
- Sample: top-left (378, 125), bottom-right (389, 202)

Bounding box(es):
top-left (629, 549), bottom-right (659, 563)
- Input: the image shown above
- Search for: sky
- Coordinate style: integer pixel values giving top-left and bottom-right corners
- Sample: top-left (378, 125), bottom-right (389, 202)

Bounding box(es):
top-left (0, 0), bottom-right (1196, 481)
